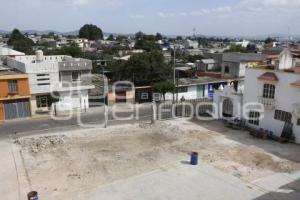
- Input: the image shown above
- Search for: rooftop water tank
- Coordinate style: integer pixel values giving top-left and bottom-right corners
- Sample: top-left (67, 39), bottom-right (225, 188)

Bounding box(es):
top-left (36, 50), bottom-right (44, 62)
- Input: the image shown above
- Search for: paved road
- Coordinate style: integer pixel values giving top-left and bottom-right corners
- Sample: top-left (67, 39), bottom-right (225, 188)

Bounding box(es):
top-left (0, 105), bottom-right (153, 136)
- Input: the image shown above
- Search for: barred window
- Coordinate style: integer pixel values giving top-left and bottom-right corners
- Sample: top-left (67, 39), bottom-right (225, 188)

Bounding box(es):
top-left (8, 80), bottom-right (18, 93)
top-left (249, 111), bottom-right (260, 126)
top-left (263, 84), bottom-right (275, 99)
top-left (274, 110), bottom-right (292, 122)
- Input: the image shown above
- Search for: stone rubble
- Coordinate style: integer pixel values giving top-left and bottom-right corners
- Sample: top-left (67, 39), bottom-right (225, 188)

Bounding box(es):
top-left (14, 135), bottom-right (68, 153)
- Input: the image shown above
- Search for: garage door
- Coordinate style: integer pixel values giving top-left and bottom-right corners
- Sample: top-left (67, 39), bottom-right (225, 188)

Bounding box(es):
top-left (4, 99), bottom-right (31, 120)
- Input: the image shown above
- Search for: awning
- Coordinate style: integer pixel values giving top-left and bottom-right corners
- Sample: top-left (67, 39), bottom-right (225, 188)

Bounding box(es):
top-left (257, 72), bottom-right (278, 82)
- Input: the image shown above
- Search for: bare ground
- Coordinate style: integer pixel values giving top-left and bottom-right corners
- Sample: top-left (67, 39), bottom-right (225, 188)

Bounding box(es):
top-left (15, 119), bottom-right (300, 199)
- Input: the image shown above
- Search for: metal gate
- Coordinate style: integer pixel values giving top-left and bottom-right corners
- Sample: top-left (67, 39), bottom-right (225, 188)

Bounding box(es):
top-left (156, 98), bottom-right (213, 120)
top-left (4, 99), bottom-right (31, 120)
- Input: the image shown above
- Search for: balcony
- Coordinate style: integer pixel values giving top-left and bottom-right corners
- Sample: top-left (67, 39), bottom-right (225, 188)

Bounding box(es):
top-left (258, 96), bottom-right (276, 110)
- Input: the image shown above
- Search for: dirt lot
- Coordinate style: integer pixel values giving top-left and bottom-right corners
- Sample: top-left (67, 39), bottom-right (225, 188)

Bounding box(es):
top-left (15, 119), bottom-right (300, 199)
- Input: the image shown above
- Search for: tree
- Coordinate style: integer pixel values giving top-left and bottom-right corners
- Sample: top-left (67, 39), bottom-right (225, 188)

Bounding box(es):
top-left (116, 35), bottom-right (128, 42)
top-left (225, 44), bottom-right (248, 53)
top-left (109, 51), bottom-right (172, 85)
top-left (7, 29), bottom-right (35, 54)
top-left (107, 34), bottom-right (114, 41)
top-left (134, 33), bottom-right (160, 52)
top-left (156, 33), bottom-right (163, 40)
top-left (79, 24), bottom-right (103, 40)
top-left (265, 37), bottom-right (276, 44)
top-left (44, 44), bottom-right (83, 57)
top-left (153, 80), bottom-right (175, 101)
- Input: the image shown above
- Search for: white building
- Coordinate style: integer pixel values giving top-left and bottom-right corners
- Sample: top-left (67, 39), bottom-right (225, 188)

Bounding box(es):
top-left (6, 50), bottom-right (94, 115)
top-left (243, 67), bottom-right (300, 143)
top-left (213, 84), bottom-right (244, 119)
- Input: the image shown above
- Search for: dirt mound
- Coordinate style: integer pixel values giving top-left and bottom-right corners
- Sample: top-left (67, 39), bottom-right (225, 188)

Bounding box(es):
top-left (15, 135), bottom-right (68, 153)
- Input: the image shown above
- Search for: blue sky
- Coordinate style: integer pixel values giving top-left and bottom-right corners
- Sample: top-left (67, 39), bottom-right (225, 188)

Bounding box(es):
top-left (1, 0), bottom-right (300, 36)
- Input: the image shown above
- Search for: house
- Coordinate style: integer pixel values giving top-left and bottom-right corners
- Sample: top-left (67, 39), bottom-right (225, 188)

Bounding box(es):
top-left (165, 76), bottom-right (243, 101)
top-left (0, 64), bottom-right (31, 121)
top-left (214, 48), bottom-right (300, 144)
top-left (197, 59), bottom-right (219, 72)
top-left (0, 46), bottom-right (25, 58)
top-left (6, 50), bottom-right (94, 115)
top-left (221, 52), bottom-right (264, 78)
top-left (183, 39), bottom-right (199, 49)
top-left (243, 66), bottom-right (300, 143)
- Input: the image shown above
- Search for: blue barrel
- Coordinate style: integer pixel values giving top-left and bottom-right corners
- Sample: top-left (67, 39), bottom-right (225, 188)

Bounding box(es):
top-left (190, 152), bottom-right (198, 165)
top-left (27, 191), bottom-right (38, 200)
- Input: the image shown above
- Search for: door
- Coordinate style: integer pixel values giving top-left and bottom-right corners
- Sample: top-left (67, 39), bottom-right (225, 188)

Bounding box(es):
top-left (222, 98), bottom-right (233, 118)
top-left (197, 85), bottom-right (204, 98)
top-left (4, 99), bottom-right (31, 120)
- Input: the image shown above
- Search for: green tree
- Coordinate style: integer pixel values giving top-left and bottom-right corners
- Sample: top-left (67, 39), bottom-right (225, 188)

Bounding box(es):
top-left (225, 44), bottom-right (248, 53)
top-left (156, 33), bottom-right (163, 40)
top-left (7, 29), bottom-right (35, 54)
top-left (265, 37), bottom-right (276, 44)
top-left (153, 80), bottom-right (175, 101)
top-left (44, 44), bottom-right (83, 57)
top-left (79, 24), bottom-right (103, 40)
top-left (107, 34), bottom-right (114, 41)
top-left (116, 35), bottom-right (128, 42)
top-left (134, 35), bottom-right (160, 52)
top-left (109, 51), bottom-right (172, 85)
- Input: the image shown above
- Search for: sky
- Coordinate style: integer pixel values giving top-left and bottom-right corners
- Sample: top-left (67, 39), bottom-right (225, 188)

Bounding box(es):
top-left (0, 0), bottom-right (300, 36)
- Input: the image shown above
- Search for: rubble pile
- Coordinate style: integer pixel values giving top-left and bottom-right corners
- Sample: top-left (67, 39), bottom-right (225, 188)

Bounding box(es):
top-left (15, 135), bottom-right (68, 153)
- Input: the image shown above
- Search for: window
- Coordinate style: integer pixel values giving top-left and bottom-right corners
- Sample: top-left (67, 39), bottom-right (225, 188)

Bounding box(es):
top-left (249, 111), bottom-right (260, 126)
top-left (8, 80), bottom-right (18, 94)
top-left (37, 74), bottom-right (49, 77)
top-left (72, 71), bottom-right (81, 82)
top-left (141, 93), bottom-right (149, 100)
top-left (37, 83), bottom-right (50, 86)
top-left (37, 78), bottom-right (50, 81)
top-left (225, 66), bottom-right (230, 73)
top-left (263, 84), bottom-right (275, 99)
top-left (36, 95), bottom-right (52, 108)
top-left (274, 110), bottom-right (292, 122)
top-left (297, 119), bottom-right (300, 126)
top-left (177, 86), bottom-right (188, 93)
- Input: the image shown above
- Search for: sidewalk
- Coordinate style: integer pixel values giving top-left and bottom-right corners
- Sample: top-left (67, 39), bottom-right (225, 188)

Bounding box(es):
top-left (0, 135), bottom-right (30, 200)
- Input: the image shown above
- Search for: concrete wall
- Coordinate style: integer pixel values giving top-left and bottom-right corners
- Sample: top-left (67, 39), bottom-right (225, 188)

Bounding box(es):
top-left (244, 68), bottom-right (300, 143)
top-left (213, 85), bottom-right (243, 119)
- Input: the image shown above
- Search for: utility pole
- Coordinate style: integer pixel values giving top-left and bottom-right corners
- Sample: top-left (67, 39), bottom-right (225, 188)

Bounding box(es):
top-left (102, 67), bottom-right (108, 128)
top-left (173, 45), bottom-right (176, 104)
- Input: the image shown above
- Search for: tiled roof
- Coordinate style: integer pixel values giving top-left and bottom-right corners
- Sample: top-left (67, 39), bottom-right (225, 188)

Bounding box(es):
top-left (257, 72), bottom-right (278, 82)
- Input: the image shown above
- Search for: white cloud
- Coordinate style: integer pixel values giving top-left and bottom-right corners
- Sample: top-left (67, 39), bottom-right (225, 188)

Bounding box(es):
top-left (238, 0), bottom-right (300, 10)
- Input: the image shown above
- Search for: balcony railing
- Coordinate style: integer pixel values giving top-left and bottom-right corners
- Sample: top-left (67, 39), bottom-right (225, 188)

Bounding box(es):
top-left (258, 96), bottom-right (276, 110)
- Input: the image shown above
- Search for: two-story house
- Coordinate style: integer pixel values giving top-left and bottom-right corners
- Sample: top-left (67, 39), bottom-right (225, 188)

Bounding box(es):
top-left (0, 65), bottom-right (31, 120)
top-left (243, 50), bottom-right (300, 143)
top-left (6, 50), bottom-right (94, 115)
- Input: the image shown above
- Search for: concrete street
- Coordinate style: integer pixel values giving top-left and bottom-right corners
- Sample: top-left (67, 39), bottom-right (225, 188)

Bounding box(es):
top-left (0, 104), bottom-right (153, 136)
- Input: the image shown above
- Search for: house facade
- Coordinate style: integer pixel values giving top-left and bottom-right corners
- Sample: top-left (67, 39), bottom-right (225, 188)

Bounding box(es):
top-left (6, 50), bottom-right (94, 115)
top-left (243, 67), bottom-right (300, 143)
top-left (221, 53), bottom-right (263, 78)
top-left (0, 67), bottom-right (31, 121)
